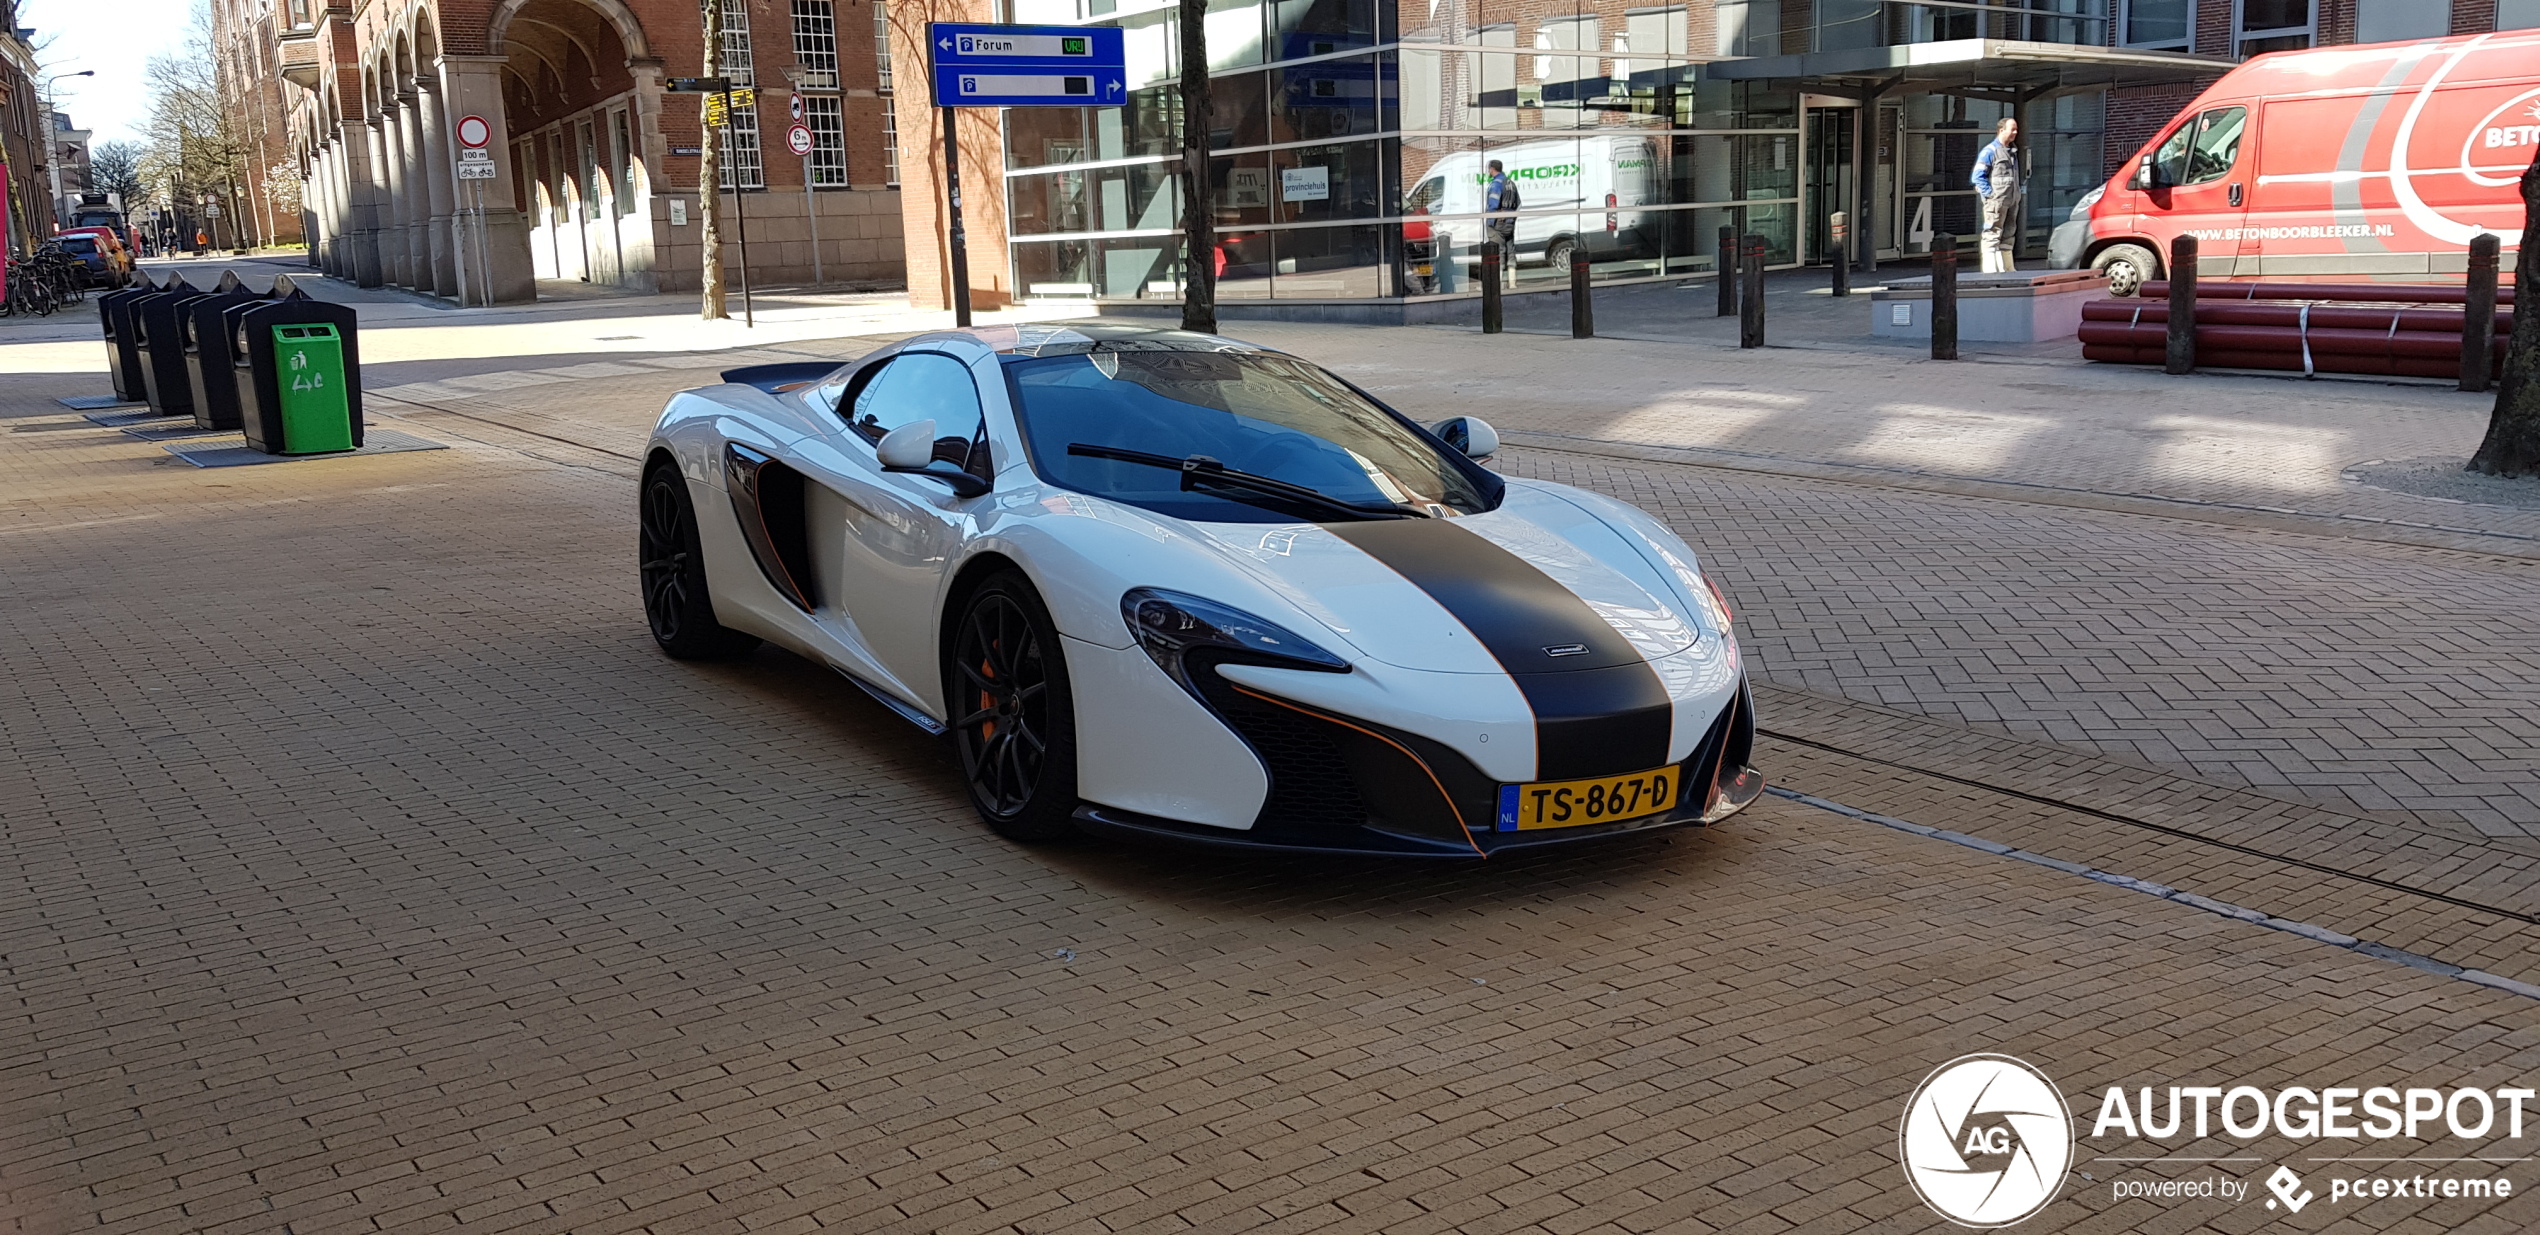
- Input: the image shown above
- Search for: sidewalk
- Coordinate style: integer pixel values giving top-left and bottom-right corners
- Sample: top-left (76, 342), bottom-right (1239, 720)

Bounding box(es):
top-left (0, 254), bottom-right (1099, 390)
top-left (1224, 317), bottom-right (2540, 551)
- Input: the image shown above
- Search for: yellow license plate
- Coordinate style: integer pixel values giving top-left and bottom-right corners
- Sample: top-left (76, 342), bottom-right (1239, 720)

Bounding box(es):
top-left (1495, 766), bottom-right (1680, 831)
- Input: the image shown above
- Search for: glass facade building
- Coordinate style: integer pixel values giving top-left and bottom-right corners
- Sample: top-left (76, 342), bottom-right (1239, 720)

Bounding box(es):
top-left (994, 0), bottom-right (2174, 306)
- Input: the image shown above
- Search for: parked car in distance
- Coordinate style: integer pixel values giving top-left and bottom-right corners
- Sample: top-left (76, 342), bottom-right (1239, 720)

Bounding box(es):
top-left (2052, 28), bottom-right (2537, 294)
top-left (53, 228), bottom-right (132, 287)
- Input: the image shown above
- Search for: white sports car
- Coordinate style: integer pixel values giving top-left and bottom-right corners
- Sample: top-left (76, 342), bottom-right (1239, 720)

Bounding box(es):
top-left (640, 324), bottom-right (1760, 857)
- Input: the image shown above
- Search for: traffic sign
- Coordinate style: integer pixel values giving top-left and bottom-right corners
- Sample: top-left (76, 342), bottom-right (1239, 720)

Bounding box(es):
top-left (456, 162), bottom-right (498, 180)
top-left (786, 124), bottom-right (814, 156)
top-left (666, 76), bottom-right (730, 93)
top-left (928, 23), bottom-right (1125, 107)
top-left (456, 114), bottom-right (491, 149)
top-left (457, 146), bottom-right (492, 163)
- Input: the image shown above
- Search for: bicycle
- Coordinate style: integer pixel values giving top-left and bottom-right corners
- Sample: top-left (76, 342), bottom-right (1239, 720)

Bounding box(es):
top-left (2, 256), bottom-right (62, 318)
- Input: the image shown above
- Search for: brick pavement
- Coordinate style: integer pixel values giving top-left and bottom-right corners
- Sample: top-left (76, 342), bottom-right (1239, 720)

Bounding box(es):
top-left (1485, 447), bottom-right (2540, 841)
top-left (6, 329), bottom-right (2540, 1233)
top-left (276, 331), bottom-right (2540, 843)
top-left (1232, 322), bottom-right (2540, 549)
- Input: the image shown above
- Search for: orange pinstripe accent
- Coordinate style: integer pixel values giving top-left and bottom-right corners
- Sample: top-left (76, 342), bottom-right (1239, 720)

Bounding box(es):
top-left (1228, 685), bottom-right (1488, 857)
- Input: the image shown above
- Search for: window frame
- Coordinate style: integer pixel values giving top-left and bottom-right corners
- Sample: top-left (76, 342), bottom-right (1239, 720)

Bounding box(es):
top-left (2232, 0), bottom-right (2312, 57)
top-left (2119, 0), bottom-right (2194, 50)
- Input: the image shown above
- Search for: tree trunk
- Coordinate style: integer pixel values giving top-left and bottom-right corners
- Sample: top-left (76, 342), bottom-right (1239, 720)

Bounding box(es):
top-left (2469, 147), bottom-right (2540, 476)
top-left (1177, 0), bottom-right (1215, 334)
top-left (698, 0), bottom-right (730, 321)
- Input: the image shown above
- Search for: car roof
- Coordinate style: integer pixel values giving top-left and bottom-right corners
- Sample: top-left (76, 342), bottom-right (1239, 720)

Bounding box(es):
top-left (903, 323), bottom-right (1273, 361)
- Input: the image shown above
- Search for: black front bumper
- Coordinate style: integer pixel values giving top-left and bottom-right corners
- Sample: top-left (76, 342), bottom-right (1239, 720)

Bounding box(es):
top-left (1074, 678), bottom-right (1762, 859)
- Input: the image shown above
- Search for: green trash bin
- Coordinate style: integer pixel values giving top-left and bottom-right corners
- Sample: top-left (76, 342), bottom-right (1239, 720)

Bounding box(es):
top-left (271, 323), bottom-right (356, 454)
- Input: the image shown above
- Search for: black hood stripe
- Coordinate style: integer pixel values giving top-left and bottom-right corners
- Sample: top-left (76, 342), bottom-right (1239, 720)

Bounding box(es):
top-left (1326, 519), bottom-right (1670, 780)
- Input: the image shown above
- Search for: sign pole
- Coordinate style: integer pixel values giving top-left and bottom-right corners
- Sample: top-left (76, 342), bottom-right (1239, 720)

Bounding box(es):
top-left (453, 114), bottom-right (500, 307)
top-left (805, 148), bottom-right (822, 288)
top-left (943, 104), bottom-right (972, 327)
top-left (473, 179), bottom-right (493, 307)
top-left (788, 106), bottom-right (822, 288)
top-left (924, 23), bottom-right (1127, 325)
top-left (728, 88), bottom-right (756, 328)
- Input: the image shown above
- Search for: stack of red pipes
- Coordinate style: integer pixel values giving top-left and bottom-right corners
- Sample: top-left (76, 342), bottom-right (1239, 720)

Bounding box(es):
top-left (2078, 282), bottom-right (2514, 378)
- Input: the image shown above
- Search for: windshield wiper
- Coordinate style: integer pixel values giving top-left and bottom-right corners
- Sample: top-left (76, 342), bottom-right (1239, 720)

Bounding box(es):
top-left (1066, 444), bottom-right (1429, 521)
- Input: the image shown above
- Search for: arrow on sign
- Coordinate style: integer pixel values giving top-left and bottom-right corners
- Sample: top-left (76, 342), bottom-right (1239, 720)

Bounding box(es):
top-left (1106, 78), bottom-right (1123, 98)
top-left (938, 35), bottom-right (954, 49)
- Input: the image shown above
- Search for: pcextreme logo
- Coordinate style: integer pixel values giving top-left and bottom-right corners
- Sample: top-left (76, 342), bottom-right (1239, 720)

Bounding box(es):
top-left (1899, 1054), bottom-right (2074, 1228)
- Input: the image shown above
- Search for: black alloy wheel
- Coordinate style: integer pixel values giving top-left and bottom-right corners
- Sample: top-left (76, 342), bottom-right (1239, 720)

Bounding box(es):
top-left (947, 573), bottom-right (1079, 841)
top-left (639, 464), bottom-right (761, 660)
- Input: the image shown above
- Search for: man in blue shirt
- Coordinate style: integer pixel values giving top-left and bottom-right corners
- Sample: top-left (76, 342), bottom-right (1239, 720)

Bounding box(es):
top-left (1970, 118), bottom-right (2023, 272)
top-left (1483, 160), bottom-right (1516, 284)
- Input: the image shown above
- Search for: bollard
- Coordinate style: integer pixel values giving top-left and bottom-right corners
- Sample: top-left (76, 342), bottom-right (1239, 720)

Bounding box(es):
top-left (2463, 232), bottom-right (2501, 393)
top-left (1739, 234), bottom-right (1766, 349)
top-left (1571, 249), bottom-right (1593, 338)
top-left (2165, 234), bottom-right (2199, 374)
top-left (1717, 226), bottom-right (1737, 317)
top-left (1931, 236), bottom-right (1958, 361)
top-left (1480, 242), bottom-right (1504, 334)
top-left (1830, 212), bottom-right (1850, 298)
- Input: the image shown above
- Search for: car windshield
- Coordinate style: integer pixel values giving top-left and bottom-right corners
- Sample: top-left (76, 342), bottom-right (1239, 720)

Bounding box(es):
top-left (61, 238), bottom-right (94, 252)
top-left (1003, 348), bottom-right (1492, 523)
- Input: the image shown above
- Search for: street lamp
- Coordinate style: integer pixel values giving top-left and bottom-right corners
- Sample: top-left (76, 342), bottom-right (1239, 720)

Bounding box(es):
top-left (41, 71), bottom-right (96, 221)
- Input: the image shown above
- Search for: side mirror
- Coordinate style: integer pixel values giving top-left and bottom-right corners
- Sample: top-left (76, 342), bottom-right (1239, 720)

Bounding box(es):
top-left (876, 419), bottom-right (936, 469)
top-left (876, 418), bottom-right (990, 498)
top-left (1432, 415), bottom-right (1500, 461)
top-left (2128, 155), bottom-right (2155, 191)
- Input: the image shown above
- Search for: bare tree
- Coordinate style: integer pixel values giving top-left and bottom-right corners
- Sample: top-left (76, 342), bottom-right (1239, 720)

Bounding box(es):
top-left (92, 141), bottom-right (149, 205)
top-left (143, 2), bottom-right (251, 243)
top-left (1177, 0), bottom-right (1213, 333)
top-left (2470, 148), bottom-right (2540, 478)
top-left (699, 0), bottom-right (730, 320)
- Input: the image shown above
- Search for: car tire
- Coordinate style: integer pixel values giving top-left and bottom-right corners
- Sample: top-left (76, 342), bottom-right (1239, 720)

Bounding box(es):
top-left (1543, 238), bottom-right (1576, 273)
top-left (2093, 243), bottom-right (2160, 297)
top-left (946, 571), bottom-right (1080, 842)
top-left (639, 462), bottom-right (762, 660)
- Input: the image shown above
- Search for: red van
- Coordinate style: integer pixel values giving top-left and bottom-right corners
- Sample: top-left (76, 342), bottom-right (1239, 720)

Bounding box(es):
top-left (2051, 29), bottom-right (2538, 295)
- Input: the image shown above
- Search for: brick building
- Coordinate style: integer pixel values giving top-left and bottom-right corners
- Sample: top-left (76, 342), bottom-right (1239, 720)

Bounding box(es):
top-left (261, 0), bottom-right (904, 302)
top-left (2104, 1), bottom-right (2540, 183)
top-left (0, 0), bottom-right (55, 254)
top-left (211, 0), bottom-right (310, 246)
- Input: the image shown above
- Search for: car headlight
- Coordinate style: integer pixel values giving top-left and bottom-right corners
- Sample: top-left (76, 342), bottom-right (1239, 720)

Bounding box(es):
top-left (1122, 588), bottom-right (1348, 700)
top-left (2069, 185), bottom-right (2104, 220)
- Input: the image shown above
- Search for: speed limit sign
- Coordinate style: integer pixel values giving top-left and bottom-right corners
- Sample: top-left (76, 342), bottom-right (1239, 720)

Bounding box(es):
top-left (786, 124), bottom-right (814, 157)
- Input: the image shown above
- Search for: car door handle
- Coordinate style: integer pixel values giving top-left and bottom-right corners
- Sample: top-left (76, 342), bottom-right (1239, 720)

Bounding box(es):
top-left (2227, 182), bottom-right (2243, 207)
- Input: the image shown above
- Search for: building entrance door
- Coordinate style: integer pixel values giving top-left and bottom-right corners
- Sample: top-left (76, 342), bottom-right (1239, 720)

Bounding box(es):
top-left (1803, 103), bottom-right (1857, 267)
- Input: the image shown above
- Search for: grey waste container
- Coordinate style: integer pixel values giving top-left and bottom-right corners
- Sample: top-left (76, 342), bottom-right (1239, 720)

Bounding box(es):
top-left (131, 274), bottom-right (205, 417)
top-left (97, 271), bottom-right (159, 403)
top-left (180, 272), bottom-right (271, 431)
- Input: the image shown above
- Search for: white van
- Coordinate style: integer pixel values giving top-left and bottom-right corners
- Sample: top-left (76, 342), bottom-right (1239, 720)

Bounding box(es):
top-left (1404, 135), bottom-right (1657, 272)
